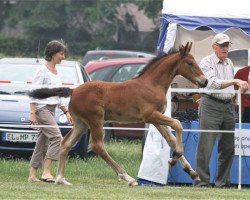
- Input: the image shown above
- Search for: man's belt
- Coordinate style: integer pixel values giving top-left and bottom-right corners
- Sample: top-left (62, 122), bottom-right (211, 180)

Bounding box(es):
top-left (202, 94), bottom-right (232, 104)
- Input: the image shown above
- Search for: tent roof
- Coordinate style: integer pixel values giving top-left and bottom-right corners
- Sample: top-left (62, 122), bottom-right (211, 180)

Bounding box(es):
top-left (162, 0), bottom-right (250, 34)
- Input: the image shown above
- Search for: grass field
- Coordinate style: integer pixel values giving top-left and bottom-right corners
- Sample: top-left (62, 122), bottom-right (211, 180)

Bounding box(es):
top-left (0, 140), bottom-right (250, 200)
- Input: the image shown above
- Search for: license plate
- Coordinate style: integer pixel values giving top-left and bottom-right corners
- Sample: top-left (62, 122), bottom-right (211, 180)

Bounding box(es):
top-left (2, 132), bottom-right (37, 143)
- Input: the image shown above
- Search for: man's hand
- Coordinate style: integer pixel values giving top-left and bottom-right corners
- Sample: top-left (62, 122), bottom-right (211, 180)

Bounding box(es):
top-left (235, 79), bottom-right (250, 93)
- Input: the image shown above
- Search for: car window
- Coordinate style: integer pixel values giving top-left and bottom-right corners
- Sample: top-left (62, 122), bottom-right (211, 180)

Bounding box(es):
top-left (78, 62), bottom-right (91, 82)
top-left (83, 54), bottom-right (133, 66)
top-left (111, 63), bottom-right (146, 82)
top-left (0, 64), bottom-right (80, 83)
top-left (0, 63), bottom-right (81, 95)
top-left (89, 66), bottom-right (114, 81)
top-left (58, 66), bottom-right (79, 84)
top-left (0, 64), bottom-right (35, 82)
top-left (228, 49), bottom-right (248, 68)
top-left (83, 51), bottom-right (154, 66)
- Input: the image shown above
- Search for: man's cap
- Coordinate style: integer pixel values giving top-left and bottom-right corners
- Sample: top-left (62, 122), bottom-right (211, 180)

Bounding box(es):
top-left (212, 33), bottom-right (232, 45)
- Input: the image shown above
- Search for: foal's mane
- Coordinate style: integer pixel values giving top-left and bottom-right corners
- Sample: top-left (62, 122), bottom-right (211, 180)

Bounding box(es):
top-left (135, 49), bottom-right (179, 78)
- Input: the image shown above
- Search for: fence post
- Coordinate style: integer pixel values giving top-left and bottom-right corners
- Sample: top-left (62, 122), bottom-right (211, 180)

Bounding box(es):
top-left (237, 89), bottom-right (242, 190)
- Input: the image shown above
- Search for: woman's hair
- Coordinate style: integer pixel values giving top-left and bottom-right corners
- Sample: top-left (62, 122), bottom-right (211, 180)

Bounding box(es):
top-left (44, 40), bottom-right (68, 61)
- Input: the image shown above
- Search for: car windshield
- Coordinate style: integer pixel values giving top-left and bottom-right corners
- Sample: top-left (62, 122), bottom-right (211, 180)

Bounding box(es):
top-left (228, 49), bottom-right (248, 68)
top-left (89, 63), bottom-right (146, 82)
top-left (112, 63), bottom-right (146, 82)
top-left (0, 63), bottom-right (80, 95)
top-left (89, 66), bottom-right (114, 81)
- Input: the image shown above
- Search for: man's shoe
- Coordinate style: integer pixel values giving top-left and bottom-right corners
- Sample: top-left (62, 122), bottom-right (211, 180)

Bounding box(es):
top-left (216, 184), bottom-right (231, 188)
top-left (193, 180), bottom-right (209, 187)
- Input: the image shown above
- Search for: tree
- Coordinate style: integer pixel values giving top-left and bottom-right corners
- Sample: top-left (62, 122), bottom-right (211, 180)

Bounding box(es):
top-left (2, 0), bottom-right (163, 57)
top-left (135, 0), bottom-right (162, 22)
top-left (0, 0), bottom-right (12, 31)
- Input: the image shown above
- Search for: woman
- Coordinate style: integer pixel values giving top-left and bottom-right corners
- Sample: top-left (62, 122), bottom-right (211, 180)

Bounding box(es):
top-left (28, 40), bottom-right (73, 182)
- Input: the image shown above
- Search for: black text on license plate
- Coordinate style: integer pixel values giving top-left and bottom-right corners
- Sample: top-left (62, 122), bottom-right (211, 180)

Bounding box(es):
top-left (2, 132), bottom-right (37, 143)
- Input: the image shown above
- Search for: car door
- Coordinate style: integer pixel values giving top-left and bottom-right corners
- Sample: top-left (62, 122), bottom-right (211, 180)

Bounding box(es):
top-left (108, 63), bottom-right (147, 139)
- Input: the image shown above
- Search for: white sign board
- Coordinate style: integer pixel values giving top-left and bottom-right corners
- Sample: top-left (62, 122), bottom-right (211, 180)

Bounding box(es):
top-left (235, 129), bottom-right (250, 156)
top-left (137, 92), bottom-right (171, 185)
top-left (137, 125), bottom-right (170, 184)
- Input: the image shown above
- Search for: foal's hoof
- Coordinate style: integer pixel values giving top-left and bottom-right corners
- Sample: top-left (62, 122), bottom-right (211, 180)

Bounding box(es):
top-left (118, 172), bottom-right (137, 186)
top-left (168, 158), bottom-right (177, 167)
top-left (129, 180), bottom-right (138, 186)
top-left (190, 170), bottom-right (200, 180)
top-left (55, 177), bottom-right (73, 186)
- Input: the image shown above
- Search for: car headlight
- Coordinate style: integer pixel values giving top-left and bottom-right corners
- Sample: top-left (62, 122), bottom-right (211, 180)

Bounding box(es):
top-left (59, 114), bottom-right (68, 124)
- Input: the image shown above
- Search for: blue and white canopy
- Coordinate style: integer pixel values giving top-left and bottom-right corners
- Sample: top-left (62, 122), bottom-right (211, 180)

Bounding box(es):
top-left (157, 0), bottom-right (250, 54)
top-left (138, 0), bottom-right (250, 186)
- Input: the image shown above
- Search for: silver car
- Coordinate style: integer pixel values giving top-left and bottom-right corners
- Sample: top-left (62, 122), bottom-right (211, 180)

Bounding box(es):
top-left (0, 58), bottom-right (91, 158)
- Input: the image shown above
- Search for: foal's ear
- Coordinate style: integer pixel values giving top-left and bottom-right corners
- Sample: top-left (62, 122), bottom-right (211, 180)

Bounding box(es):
top-left (180, 42), bottom-right (192, 57)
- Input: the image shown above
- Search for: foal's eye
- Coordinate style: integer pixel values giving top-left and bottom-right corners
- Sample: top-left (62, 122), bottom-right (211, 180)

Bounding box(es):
top-left (187, 61), bottom-right (193, 66)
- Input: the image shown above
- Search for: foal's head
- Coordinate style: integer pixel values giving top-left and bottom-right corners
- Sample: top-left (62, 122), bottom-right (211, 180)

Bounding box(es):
top-left (176, 42), bottom-right (207, 88)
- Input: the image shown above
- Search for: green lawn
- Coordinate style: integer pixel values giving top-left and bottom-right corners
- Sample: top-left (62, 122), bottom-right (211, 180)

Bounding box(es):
top-left (0, 140), bottom-right (250, 199)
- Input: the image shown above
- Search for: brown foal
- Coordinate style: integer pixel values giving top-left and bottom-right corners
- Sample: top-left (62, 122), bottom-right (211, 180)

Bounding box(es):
top-left (29, 42), bottom-right (207, 185)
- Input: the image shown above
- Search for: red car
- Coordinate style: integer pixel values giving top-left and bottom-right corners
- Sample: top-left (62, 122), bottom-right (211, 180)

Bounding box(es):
top-left (85, 58), bottom-right (152, 139)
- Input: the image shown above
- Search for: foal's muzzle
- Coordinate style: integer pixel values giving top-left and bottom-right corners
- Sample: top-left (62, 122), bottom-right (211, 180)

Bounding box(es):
top-left (197, 76), bottom-right (208, 88)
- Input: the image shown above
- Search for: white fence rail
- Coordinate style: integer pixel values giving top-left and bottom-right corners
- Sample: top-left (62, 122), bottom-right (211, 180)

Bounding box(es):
top-left (0, 83), bottom-right (248, 189)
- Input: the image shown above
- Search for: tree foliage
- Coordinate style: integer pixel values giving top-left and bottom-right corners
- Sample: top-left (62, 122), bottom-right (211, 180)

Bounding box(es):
top-left (0, 0), bottom-right (163, 58)
top-left (135, 0), bottom-right (162, 21)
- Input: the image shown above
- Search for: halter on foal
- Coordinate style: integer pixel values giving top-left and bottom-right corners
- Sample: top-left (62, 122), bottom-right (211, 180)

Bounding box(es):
top-left (29, 42), bottom-right (207, 185)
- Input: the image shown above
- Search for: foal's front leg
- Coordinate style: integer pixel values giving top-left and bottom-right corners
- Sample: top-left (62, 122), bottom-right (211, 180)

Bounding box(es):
top-left (146, 111), bottom-right (184, 156)
top-left (155, 124), bottom-right (199, 180)
top-left (154, 124), bottom-right (178, 165)
top-left (146, 111), bottom-right (199, 180)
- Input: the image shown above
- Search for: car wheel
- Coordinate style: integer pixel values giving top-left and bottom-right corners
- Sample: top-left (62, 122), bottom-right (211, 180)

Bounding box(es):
top-left (103, 123), bottom-right (113, 142)
top-left (74, 130), bottom-right (91, 158)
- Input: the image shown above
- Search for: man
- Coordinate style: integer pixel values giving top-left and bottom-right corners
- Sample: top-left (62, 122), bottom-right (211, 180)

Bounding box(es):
top-left (194, 33), bottom-right (249, 187)
top-left (234, 66), bottom-right (250, 122)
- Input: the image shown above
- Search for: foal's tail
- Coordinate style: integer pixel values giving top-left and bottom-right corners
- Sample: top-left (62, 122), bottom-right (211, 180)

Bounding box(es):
top-left (28, 87), bottom-right (72, 99)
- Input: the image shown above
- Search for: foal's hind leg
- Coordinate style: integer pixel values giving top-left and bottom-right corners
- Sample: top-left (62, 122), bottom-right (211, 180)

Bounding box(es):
top-left (155, 125), bottom-right (199, 181)
top-left (55, 120), bottom-right (88, 185)
top-left (89, 123), bottom-right (137, 186)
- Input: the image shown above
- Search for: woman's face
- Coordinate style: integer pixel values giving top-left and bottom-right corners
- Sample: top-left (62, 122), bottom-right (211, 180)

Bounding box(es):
top-left (52, 51), bottom-right (65, 64)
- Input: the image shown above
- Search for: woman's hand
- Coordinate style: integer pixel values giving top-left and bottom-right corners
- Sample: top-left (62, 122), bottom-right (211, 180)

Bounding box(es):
top-left (66, 112), bottom-right (73, 125)
top-left (29, 112), bottom-right (37, 128)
